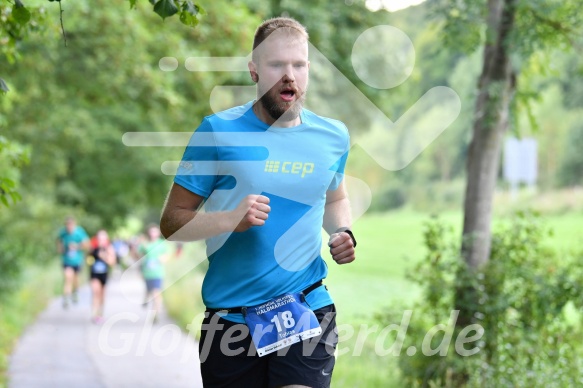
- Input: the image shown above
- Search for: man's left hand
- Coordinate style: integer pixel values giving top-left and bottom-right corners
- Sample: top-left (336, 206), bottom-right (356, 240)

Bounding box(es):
top-left (328, 232), bottom-right (355, 265)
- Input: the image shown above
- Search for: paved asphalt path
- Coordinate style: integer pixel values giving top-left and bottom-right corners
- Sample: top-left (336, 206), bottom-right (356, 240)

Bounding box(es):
top-left (8, 268), bottom-right (203, 388)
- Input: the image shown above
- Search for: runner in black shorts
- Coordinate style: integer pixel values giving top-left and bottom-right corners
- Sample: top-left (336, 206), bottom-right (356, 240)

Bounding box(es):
top-left (88, 230), bottom-right (116, 324)
top-left (56, 216), bottom-right (90, 308)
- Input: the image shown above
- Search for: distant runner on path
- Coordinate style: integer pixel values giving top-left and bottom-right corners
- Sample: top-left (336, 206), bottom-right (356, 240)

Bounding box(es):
top-left (87, 229), bottom-right (117, 324)
top-left (136, 224), bottom-right (170, 323)
top-left (56, 216), bottom-right (90, 309)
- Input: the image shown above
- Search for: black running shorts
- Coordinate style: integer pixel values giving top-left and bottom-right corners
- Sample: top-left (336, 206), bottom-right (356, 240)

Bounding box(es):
top-left (90, 272), bottom-right (108, 286)
top-left (63, 264), bottom-right (80, 273)
top-left (199, 304), bottom-right (338, 388)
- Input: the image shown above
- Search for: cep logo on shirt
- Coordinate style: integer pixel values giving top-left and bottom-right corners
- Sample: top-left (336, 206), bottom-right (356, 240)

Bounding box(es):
top-left (264, 160), bottom-right (315, 178)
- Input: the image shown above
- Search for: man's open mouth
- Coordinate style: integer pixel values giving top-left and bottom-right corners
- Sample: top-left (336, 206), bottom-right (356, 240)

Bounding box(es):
top-left (280, 89), bottom-right (296, 102)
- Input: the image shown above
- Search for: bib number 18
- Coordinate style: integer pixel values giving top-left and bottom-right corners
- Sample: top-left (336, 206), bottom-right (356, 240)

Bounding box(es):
top-left (270, 310), bottom-right (295, 332)
top-left (244, 292), bottom-right (322, 356)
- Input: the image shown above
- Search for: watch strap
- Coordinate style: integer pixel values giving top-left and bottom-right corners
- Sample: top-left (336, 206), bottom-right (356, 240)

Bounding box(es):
top-left (335, 227), bottom-right (357, 247)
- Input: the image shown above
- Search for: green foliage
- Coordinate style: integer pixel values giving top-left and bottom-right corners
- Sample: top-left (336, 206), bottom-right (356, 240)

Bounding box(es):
top-left (2, 0), bottom-right (261, 229)
top-left (0, 0), bottom-right (204, 94)
top-left (0, 0), bottom-right (260, 307)
top-left (431, 0), bottom-right (582, 139)
top-left (12, 0), bottom-right (30, 24)
top-left (558, 54), bottom-right (583, 110)
top-left (179, 0), bottom-right (204, 27)
top-left (514, 84), bottom-right (582, 189)
top-left (432, 0), bottom-right (582, 58)
top-left (387, 212), bottom-right (583, 386)
top-left (511, 0), bottom-right (581, 58)
top-left (0, 240), bottom-right (24, 299)
top-left (0, 1), bottom-right (48, 64)
top-left (558, 123), bottom-right (583, 187)
top-left (369, 183), bottom-right (408, 212)
top-left (3, 0), bottom-right (582, 221)
top-left (0, 201), bottom-right (58, 296)
top-left (163, 243), bottom-right (206, 334)
top-left (429, 0), bottom-right (487, 54)
top-left (130, 0), bottom-right (204, 27)
top-left (0, 232), bottom-right (47, 300)
top-left (153, 0), bottom-right (179, 19)
top-left (0, 136), bottom-right (30, 207)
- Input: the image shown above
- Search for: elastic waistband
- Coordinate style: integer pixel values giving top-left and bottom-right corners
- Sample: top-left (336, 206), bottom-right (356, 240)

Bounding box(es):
top-left (205, 280), bottom-right (324, 315)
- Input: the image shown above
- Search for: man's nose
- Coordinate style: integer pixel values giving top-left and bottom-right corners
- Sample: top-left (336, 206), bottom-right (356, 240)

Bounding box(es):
top-left (281, 65), bottom-right (295, 82)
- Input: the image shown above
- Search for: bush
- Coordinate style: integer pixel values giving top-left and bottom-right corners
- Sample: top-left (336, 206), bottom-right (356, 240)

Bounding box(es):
top-left (378, 212), bottom-right (583, 387)
top-left (369, 184), bottom-right (408, 212)
top-left (163, 242), bottom-right (207, 338)
top-left (0, 240), bottom-right (24, 300)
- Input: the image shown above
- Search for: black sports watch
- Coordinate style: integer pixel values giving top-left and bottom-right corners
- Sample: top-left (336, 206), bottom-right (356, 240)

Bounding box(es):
top-left (335, 227), bottom-right (357, 247)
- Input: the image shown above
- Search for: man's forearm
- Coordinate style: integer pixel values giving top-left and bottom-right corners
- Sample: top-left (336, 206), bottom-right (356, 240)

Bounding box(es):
top-left (161, 207), bottom-right (235, 242)
top-left (323, 197), bottom-right (352, 235)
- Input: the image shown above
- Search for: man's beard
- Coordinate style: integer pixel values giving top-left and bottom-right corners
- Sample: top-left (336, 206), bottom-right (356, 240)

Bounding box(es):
top-left (258, 85), bottom-right (307, 123)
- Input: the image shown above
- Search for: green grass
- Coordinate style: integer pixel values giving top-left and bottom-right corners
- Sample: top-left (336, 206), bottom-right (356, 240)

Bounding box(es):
top-left (326, 210), bottom-right (462, 322)
top-left (0, 264), bottom-right (61, 387)
top-left (542, 212), bottom-right (583, 252)
top-left (327, 209), bottom-right (583, 324)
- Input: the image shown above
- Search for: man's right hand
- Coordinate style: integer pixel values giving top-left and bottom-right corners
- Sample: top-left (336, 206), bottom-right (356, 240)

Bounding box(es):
top-left (233, 194), bottom-right (271, 232)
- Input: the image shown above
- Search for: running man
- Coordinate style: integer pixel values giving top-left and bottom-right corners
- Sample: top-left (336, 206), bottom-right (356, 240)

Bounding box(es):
top-left (160, 17), bottom-right (356, 387)
top-left (56, 216), bottom-right (90, 309)
top-left (87, 229), bottom-right (116, 324)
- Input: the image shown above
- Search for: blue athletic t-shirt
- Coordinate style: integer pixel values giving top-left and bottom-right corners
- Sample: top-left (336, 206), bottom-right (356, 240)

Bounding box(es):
top-left (57, 226), bottom-right (89, 267)
top-left (174, 101), bottom-right (349, 323)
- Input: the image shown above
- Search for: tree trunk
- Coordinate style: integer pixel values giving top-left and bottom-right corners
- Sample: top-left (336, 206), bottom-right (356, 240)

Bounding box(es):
top-left (462, 0), bottom-right (517, 271)
top-left (454, 0), bottom-right (517, 364)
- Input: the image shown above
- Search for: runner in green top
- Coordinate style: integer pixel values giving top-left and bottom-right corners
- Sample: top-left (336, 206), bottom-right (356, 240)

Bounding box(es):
top-left (137, 224), bottom-right (169, 323)
top-left (56, 216), bottom-right (90, 308)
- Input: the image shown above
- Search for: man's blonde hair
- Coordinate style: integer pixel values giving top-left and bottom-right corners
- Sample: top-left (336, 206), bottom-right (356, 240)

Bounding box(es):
top-left (252, 17), bottom-right (309, 62)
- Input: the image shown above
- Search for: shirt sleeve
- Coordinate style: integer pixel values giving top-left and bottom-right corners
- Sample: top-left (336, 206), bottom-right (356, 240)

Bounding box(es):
top-left (78, 227), bottom-right (89, 241)
top-left (173, 118), bottom-right (219, 198)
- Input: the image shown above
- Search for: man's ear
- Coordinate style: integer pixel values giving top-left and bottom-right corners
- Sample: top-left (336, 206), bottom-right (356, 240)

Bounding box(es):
top-left (248, 61), bottom-right (258, 83)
